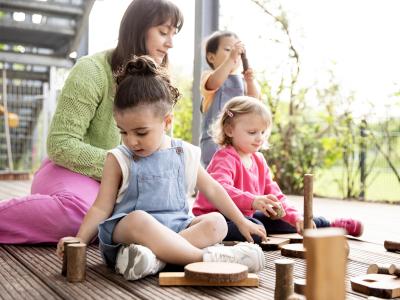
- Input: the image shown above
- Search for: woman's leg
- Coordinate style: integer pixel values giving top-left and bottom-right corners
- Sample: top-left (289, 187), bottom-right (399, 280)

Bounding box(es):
top-left (113, 210), bottom-right (206, 265)
top-left (0, 159), bottom-right (99, 244)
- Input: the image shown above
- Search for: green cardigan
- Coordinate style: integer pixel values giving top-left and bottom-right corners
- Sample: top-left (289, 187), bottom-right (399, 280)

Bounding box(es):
top-left (47, 51), bottom-right (120, 180)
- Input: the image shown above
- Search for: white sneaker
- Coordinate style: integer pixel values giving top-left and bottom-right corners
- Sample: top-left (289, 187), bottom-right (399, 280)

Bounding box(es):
top-left (203, 242), bottom-right (265, 273)
top-left (115, 244), bottom-right (166, 281)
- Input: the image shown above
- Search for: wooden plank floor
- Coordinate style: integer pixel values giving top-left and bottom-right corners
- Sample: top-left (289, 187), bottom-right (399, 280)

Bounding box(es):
top-left (1, 240), bottom-right (400, 299)
top-left (1, 180), bottom-right (400, 299)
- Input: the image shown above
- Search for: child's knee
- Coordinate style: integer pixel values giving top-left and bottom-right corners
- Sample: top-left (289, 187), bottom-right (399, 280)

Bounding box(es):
top-left (125, 210), bottom-right (153, 231)
top-left (205, 212), bottom-right (228, 241)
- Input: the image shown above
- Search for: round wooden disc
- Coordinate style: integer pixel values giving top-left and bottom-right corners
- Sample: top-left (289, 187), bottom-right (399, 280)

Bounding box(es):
top-left (281, 243), bottom-right (306, 259)
top-left (184, 262), bottom-right (248, 283)
top-left (294, 278), bottom-right (306, 295)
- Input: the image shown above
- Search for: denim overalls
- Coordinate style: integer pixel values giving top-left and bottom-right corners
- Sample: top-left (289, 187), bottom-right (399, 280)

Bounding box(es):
top-left (98, 139), bottom-right (193, 267)
top-left (200, 74), bottom-right (244, 167)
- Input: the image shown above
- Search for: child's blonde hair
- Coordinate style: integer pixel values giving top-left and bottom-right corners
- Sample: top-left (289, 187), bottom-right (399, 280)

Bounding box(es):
top-left (211, 96), bottom-right (272, 147)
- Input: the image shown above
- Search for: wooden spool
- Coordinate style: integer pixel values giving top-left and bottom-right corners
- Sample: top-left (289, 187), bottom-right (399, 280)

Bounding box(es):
top-left (184, 262), bottom-right (247, 283)
top-left (304, 228), bottom-right (347, 300)
top-left (384, 240), bottom-right (400, 252)
top-left (66, 243), bottom-right (87, 283)
top-left (61, 238), bottom-right (81, 276)
top-left (274, 259), bottom-right (294, 300)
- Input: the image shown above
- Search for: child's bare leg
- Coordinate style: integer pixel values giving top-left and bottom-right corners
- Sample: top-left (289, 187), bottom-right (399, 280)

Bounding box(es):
top-left (179, 212), bottom-right (228, 248)
top-left (113, 210), bottom-right (203, 265)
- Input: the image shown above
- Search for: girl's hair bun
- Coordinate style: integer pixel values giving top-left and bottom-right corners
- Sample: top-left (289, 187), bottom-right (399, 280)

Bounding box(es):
top-left (116, 55), bottom-right (158, 84)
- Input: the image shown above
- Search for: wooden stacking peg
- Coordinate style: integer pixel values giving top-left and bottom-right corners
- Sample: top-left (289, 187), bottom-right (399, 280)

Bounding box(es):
top-left (66, 243), bottom-right (87, 283)
top-left (281, 174), bottom-right (314, 259)
top-left (303, 174), bottom-right (313, 230)
top-left (61, 238), bottom-right (81, 276)
top-left (367, 263), bottom-right (396, 275)
top-left (304, 228), bottom-right (347, 300)
top-left (384, 240), bottom-right (400, 252)
top-left (274, 259), bottom-right (294, 300)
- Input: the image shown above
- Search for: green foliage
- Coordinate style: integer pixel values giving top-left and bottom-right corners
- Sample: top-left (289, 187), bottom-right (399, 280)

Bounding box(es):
top-left (172, 77), bottom-right (193, 143)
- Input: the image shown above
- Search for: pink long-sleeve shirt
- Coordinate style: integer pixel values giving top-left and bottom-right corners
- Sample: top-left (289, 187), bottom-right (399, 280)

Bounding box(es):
top-left (193, 146), bottom-right (301, 226)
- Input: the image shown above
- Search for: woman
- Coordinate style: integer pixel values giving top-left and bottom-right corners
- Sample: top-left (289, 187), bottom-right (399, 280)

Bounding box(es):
top-left (0, 0), bottom-right (184, 244)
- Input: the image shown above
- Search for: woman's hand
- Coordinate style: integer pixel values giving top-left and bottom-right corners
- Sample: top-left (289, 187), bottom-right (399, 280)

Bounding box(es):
top-left (295, 218), bottom-right (317, 235)
top-left (56, 236), bottom-right (83, 259)
top-left (237, 218), bottom-right (267, 243)
top-left (252, 195), bottom-right (281, 217)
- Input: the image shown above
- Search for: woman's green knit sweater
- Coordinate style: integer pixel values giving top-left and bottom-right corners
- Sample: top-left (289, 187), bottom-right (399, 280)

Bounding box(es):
top-left (47, 51), bottom-right (120, 180)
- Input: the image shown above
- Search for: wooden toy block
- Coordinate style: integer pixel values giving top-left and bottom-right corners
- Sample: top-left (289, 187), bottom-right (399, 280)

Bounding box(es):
top-left (66, 243), bottom-right (87, 283)
top-left (384, 240), bottom-right (400, 252)
top-left (260, 237), bottom-right (290, 251)
top-left (274, 258), bottom-right (294, 300)
top-left (159, 262), bottom-right (259, 287)
top-left (368, 264), bottom-right (396, 275)
top-left (61, 238), bottom-right (81, 276)
top-left (287, 295), bottom-right (306, 300)
top-left (269, 202), bottom-right (286, 220)
top-left (294, 278), bottom-right (306, 295)
top-left (351, 274), bottom-right (400, 298)
top-left (0, 171), bottom-right (30, 180)
top-left (270, 233), bottom-right (303, 243)
top-left (304, 227), bottom-right (347, 300)
top-left (281, 243), bottom-right (306, 259)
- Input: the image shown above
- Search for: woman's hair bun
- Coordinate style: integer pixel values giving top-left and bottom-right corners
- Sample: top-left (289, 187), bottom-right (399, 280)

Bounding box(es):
top-left (116, 55), bottom-right (158, 84)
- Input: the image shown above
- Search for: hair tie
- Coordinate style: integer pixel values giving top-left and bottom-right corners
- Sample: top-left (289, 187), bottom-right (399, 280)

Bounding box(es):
top-left (226, 110), bottom-right (234, 117)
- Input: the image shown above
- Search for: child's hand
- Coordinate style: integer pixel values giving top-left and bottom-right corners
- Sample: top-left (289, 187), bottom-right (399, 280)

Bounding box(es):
top-left (243, 68), bottom-right (255, 81)
top-left (252, 195), bottom-right (281, 217)
top-left (56, 236), bottom-right (83, 259)
top-left (229, 41), bottom-right (245, 63)
top-left (237, 218), bottom-right (267, 243)
top-left (295, 218), bottom-right (317, 235)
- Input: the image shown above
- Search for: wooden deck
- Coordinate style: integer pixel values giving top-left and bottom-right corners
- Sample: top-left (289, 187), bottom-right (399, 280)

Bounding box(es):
top-left (1, 180), bottom-right (400, 299)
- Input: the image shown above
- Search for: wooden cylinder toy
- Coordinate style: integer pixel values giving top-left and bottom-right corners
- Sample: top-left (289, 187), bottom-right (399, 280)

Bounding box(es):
top-left (61, 238), bottom-right (81, 276)
top-left (303, 174), bottom-right (314, 230)
top-left (304, 228), bottom-right (347, 300)
top-left (241, 52), bottom-right (249, 72)
top-left (384, 240), bottom-right (400, 252)
top-left (66, 243), bottom-right (87, 283)
top-left (274, 258), bottom-right (294, 300)
top-left (367, 263), bottom-right (396, 275)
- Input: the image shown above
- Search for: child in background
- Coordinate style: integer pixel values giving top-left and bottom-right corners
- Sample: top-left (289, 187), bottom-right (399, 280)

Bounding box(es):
top-left (193, 96), bottom-right (364, 242)
top-left (199, 30), bottom-right (261, 167)
top-left (56, 57), bottom-right (267, 281)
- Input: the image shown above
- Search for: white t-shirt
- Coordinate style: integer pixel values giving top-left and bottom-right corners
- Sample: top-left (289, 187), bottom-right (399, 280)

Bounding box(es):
top-left (109, 140), bottom-right (201, 204)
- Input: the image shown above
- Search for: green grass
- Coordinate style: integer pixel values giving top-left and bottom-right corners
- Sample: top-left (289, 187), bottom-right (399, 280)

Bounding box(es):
top-left (314, 166), bottom-right (400, 203)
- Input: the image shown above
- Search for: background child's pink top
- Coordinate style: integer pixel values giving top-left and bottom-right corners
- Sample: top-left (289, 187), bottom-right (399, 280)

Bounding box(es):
top-left (193, 146), bottom-right (301, 226)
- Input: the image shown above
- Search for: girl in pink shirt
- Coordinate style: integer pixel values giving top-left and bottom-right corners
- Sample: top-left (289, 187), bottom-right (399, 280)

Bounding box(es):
top-left (193, 96), bottom-right (363, 242)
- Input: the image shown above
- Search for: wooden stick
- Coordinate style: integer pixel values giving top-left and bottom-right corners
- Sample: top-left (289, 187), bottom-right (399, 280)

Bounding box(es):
top-left (61, 238), bottom-right (81, 276)
top-left (274, 258), bottom-right (294, 300)
top-left (304, 228), bottom-right (347, 300)
top-left (241, 52), bottom-right (249, 72)
top-left (66, 243), bottom-right (87, 282)
top-left (384, 240), bottom-right (400, 252)
top-left (367, 263), bottom-right (396, 275)
top-left (303, 174), bottom-right (314, 230)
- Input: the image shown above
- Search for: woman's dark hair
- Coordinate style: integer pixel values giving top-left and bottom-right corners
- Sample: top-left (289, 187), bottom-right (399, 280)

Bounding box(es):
top-left (110, 0), bottom-right (184, 73)
top-left (114, 56), bottom-right (181, 117)
top-left (205, 30), bottom-right (238, 69)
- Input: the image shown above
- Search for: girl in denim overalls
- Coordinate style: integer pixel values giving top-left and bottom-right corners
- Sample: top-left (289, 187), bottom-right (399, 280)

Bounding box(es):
top-left (200, 31), bottom-right (261, 167)
top-left (57, 56), bottom-right (268, 281)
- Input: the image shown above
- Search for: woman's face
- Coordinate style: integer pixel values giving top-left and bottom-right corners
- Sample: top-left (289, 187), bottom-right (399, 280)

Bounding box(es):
top-left (145, 20), bottom-right (177, 65)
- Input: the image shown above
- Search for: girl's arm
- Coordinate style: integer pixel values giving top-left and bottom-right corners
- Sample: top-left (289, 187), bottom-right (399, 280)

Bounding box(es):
top-left (243, 68), bottom-right (261, 99)
top-left (56, 153), bottom-right (121, 257)
top-left (196, 166), bottom-right (267, 242)
top-left (205, 41), bottom-right (244, 91)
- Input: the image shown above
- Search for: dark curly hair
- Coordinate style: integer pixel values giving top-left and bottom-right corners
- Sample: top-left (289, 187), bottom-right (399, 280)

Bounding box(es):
top-left (114, 55), bottom-right (181, 117)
